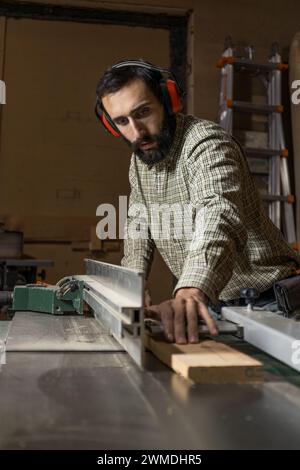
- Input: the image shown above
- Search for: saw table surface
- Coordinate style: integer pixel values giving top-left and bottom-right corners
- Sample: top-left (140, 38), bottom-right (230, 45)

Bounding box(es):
top-left (1, 314), bottom-right (300, 449)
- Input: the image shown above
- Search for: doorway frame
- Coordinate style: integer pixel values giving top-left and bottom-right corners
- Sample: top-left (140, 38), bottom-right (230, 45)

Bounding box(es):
top-left (0, 1), bottom-right (190, 99)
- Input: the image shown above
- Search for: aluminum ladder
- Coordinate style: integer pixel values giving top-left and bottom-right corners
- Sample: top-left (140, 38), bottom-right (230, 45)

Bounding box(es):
top-left (218, 37), bottom-right (297, 249)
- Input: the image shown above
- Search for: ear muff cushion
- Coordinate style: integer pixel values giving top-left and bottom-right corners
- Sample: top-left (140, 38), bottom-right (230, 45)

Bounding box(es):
top-left (166, 79), bottom-right (182, 113)
top-left (102, 113), bottom-right (121, 138)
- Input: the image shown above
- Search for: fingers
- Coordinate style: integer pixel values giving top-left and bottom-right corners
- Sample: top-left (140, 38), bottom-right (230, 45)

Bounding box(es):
top-left (144, 305), bottom-right (161, 321)
top-left (159, 301), bottom-right (175, 343)
top-left (174, 298), bottom-right (187, 344)
top-left (196, 300), bottom-right (219, 336)
top-left (173, 297), bottom-right (218, 343)
top-left (144, 289), bottom-right (152, 308)
top-left (145, 301), bottom-right (175, 342)
top-left (186, 298), bottom-right (199, 343)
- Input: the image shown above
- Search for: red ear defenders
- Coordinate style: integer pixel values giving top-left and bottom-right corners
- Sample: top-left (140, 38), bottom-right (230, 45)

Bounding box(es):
top-left (95, 60), bottom-right (183, 138)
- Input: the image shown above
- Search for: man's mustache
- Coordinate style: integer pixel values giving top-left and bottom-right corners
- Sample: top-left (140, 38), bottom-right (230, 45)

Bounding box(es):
top-left (131, 135), bottom-right (158, 151)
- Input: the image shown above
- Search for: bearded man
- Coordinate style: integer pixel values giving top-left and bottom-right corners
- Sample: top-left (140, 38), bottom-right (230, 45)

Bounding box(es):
top-left (95, 60), bottom-right (300, 344)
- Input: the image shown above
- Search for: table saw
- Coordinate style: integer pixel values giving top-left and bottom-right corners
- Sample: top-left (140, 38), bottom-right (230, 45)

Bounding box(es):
top-left (1, 259), bottom-right (300, 449)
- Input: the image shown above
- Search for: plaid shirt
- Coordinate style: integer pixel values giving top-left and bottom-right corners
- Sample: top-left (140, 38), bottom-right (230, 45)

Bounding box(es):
top-left (121, 113), bottom-right (300, 303)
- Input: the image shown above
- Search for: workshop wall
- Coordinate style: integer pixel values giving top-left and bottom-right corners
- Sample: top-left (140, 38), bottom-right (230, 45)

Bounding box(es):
top-left (0, 14), bottom-right (173, 302)
top-left (13, 0), bottom-right (300, 119)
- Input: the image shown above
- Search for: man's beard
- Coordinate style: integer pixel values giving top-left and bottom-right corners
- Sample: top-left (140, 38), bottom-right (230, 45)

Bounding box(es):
top-left (128, 114), bottom-right (176, 166)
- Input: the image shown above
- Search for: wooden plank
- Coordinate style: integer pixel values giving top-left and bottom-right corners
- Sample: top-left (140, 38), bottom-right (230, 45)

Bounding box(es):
top-left (145, 334), bottom-right (263, 384)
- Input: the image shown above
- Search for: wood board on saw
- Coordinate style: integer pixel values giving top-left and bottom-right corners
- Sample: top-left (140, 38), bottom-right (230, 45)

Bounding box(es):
top-left (145, 334), bottom-right (263, 384)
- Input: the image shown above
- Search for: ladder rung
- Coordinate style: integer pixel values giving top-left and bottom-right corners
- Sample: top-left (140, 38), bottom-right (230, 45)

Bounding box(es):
top-left (227, 100), bottom-right (283, 113)
top-left (217, 57), bottom-right (288, 72)
top-left (244, 147), bottom-right (288, 158)
top-left (250, 168), bottom-right (269, 175)
top-left (261, 194), bottom-right (295, 203)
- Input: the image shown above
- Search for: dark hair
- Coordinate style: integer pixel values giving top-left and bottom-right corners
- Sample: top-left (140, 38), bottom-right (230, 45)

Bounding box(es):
top-left (96, 60), bottom-right (165, 104)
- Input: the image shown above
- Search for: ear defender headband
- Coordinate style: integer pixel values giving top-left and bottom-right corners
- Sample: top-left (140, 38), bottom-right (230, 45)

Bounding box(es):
top-left (95, 60), bottom-right (183, 138)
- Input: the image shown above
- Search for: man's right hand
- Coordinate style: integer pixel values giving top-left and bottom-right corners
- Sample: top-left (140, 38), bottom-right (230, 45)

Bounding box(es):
top-left (145, 294), bottom-right (218, 344)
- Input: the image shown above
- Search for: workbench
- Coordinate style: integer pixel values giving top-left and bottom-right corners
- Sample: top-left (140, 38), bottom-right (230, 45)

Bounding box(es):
top-left (1, 259), bottom-right (300, 450)
top-left (1, 328), bottom-right (300, 450)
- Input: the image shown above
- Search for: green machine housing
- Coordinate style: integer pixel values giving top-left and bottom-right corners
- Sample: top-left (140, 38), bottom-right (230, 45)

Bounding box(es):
top-left (12, 277), bottom-right (84, 315)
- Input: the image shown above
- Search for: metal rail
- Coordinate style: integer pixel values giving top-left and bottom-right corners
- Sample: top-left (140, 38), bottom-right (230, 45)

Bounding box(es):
top-left (75, 259), bottom-right (145, 367)
top-left (222, 305), bottom-right (300, 372)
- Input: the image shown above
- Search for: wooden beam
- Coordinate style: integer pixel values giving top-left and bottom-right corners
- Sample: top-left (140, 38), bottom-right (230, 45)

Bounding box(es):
top-left (145, 334), bottom-right (263, 384)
